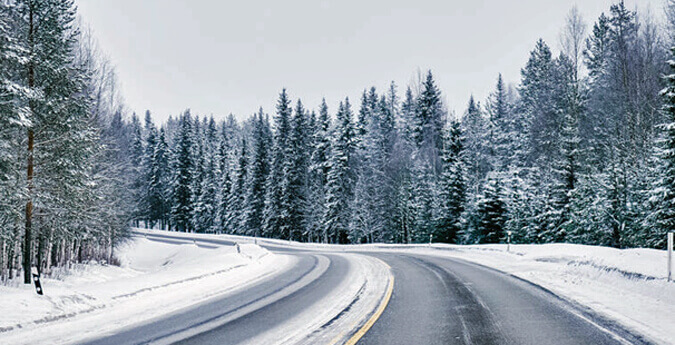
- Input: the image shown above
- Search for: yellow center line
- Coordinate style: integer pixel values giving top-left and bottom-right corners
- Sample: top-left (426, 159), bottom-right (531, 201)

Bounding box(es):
top-left (343, 273), bottom-right (395, 345)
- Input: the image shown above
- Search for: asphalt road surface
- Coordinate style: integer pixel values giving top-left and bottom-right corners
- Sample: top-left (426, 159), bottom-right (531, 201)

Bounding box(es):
top-left (357, 253), bottom-right (649, 345)
top-left (83, 233), bottom-right (651, 345)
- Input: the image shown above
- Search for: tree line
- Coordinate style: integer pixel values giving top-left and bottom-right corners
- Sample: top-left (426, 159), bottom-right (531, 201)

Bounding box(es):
top-left (1, 0), bottom-right (132, 283)
top-left (128, 2), bottom-right (675, 250)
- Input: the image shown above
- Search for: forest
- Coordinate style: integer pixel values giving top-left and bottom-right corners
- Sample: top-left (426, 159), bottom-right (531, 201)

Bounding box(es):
top-left (2, 0), bottom-right (675, 283)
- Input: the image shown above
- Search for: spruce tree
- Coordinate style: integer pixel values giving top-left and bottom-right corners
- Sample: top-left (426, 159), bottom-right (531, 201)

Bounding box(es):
top-left (141, 111), bottom-right (157, 227)
top-left (648, 48), bottom-right (675, 249)
top-left (264, 89), bottom-right (293, 238)
top-left (549, 57), bottom-right (583, 243)
top-left (0, 2), bottom-right (26, 253)
top-left (129, 113), bottom-right (145, 226)
top-left (217, 127), bottom-right (235, 234)
top-left (461, 96), bottom-right (490, 191)
top-left (435, 121), bottom-right (465, 243)
top-left (308, 99), bottom-right (332, 242)
top-left (324, 98), bottom-right (355, 244)
top-left (148, 128), bottom-right (170, 230)
top-left (286, 100), bottom-right (310, 240)
top-left (475, 177), bottom-right (507, 244)
top-left (242, 109), bottom-right (270, 237)
top-left (171, 112), bottom-right (194, 232)
top-left (415, 71), bottom-right (445, 171)
top-left (233, 138), bottom-right (248, 233)
top-left (190, 117), bottom-right (206, 232)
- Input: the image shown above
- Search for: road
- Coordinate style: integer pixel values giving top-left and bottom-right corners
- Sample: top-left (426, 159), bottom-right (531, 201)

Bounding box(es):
top-left (85, 233), bottom-right (351, 345)
top-left (84, 232), bottom-right (651, 345)
top-left (357, 253), bottom-right (649, 345)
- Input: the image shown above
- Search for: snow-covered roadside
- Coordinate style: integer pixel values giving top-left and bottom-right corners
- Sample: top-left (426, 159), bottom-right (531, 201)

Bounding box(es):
top-left (0, 236), bottom-right (290, 345)
top-left (262, 254), bottom-right (391, 345)
top-left (362, 243), bottom-right (675, 345)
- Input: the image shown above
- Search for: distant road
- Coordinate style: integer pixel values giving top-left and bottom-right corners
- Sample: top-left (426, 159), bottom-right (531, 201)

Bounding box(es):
top-left (84, 232), bottom-right (652, 345)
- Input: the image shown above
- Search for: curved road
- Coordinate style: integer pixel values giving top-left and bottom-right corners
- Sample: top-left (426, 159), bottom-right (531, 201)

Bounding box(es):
top-left (357, 253), bottom-right (649, 345)
top-left (84, 233), bottom-right (651, 345)
top-left (85, 234), bottom-right (352, 345)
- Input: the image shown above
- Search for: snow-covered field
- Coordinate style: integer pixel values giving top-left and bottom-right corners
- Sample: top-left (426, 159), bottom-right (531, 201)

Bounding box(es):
top-left (361, 242), bottom-right (675, 345)
top-left (0, 237), bottom-right (288, 344)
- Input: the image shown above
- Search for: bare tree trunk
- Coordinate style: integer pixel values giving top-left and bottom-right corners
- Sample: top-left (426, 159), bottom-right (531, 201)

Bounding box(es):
top-left (36, 227), bottom-right (44, 275)
top-left (109, 227), bottom-right (115, 264)
top-left (1, 237), bottom-right (5, 282)
top-left (44, 228), bottom-right (53, 274)
top-left (23, 2), bottom-right (36, 285)
top-left (9, 229), bottom-right (18, 280)
top-left (50, 239), bottom-right (59, 270)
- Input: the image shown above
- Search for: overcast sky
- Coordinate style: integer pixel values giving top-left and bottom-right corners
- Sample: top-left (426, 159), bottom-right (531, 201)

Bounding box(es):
top-left (75, 0), bottom-right (665, 124)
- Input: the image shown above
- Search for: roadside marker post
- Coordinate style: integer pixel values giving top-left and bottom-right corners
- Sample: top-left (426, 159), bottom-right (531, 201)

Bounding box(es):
top-left (31, 267), bottom-right (43, 295)
top-left (668, 232), bottom-right (673, 282)
top-left (429, 234), bottom-right (433, 247)
top-left (507, 231), bottom-right (512, 252)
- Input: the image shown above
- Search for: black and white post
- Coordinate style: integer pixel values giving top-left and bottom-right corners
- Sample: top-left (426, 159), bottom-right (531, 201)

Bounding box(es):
top-left (507, 231), bottom-right (512, 252)
top-left (668, 232), bottom-right (673, 282)
top-left (31, 267), bottom-right (43, 295)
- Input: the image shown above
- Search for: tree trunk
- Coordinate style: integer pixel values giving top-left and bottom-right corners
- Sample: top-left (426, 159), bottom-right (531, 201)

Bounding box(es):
top-left (36, 228), bottom-right (44, 276)
top-left (109, 227), bottom-right (115, 264)
top-left (23, 2), bottom-right (36, 284)
top-left (1, 237), bottom-right (5, 282)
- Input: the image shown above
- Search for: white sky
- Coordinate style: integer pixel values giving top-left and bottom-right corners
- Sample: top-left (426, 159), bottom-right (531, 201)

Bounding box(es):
top-left (75, 0), bottom-right (666, 123)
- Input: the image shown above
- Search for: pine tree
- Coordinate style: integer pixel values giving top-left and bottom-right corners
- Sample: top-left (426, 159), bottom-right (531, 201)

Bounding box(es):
top-left (147, 128), bottom-right (170, 229)
top-left (171, 112), bottom-right (194, 232)
top-left (312, 99), bottom-right (332, 185)
top-left (190, 116), bottom-right (206, 232)
top-left (648, 48), bottom-right (675, 249)
top-left (129, 112), bottom-right (145, 226)
top-left (14, 0), bottom-right (100, 282)
top-left (308, 99), bottom-right (331, 242)
top-left (285, 100), bottom-right (310, 240)
top-left (400, 87), bottom-right (417, 142)
top-left (486, 74), bottom-right (517, 171)
top-left (217, 125), bottom-right (235, 234)
top-left (0, 2), bottom-right (26, 246)
top-left (141, 111), bottom-right (158, 227)
top-left (435, 121), bottom-right (465, 243)
top-left (264, 89), bottom-right (293, 238)
top-left (548, 54), bottom-right (583, 243)
top-left (411, 160), bottom-right (435, 243)
top-left (475, 177), bottom-right (507, 244)
top-left (324, 98), bottom-right (355, 244)
top-left (414, 71), bottom-right (445, 172)
top-left (242, 109), bottom-right (270, 237)
top-left (461, 96), bottom-right (490, 191)
top-left (520, 39), bottom-right (558, 168)
top-left (233, 138), bottom-right (248, 233)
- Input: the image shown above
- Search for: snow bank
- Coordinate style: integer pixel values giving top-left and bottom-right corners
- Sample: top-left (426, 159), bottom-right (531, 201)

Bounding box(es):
top-left (0, 236), bottom-right (288, 345)
top-left (366, 242), bottom-right (675, 345)
top-left (253, 254), bottom-right (391, 345)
